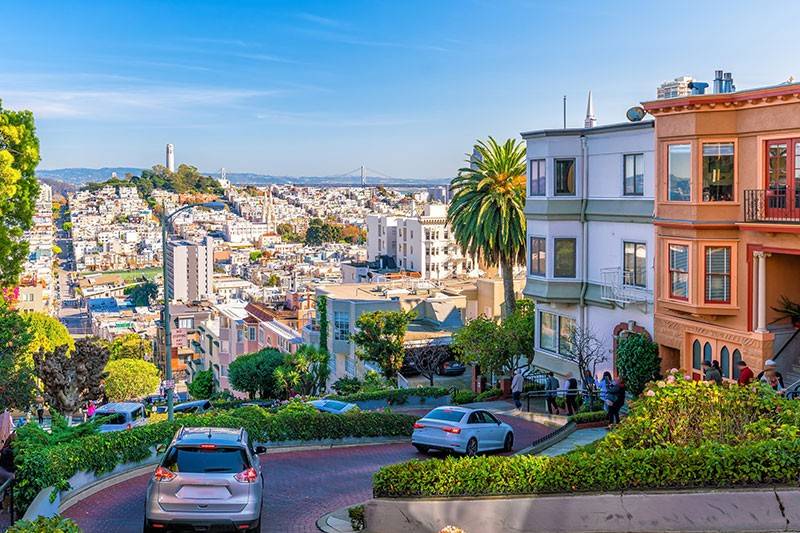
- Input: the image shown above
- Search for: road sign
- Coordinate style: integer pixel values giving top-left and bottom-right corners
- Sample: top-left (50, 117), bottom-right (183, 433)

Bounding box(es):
top-left (161, 380), bottom-right (175, 390)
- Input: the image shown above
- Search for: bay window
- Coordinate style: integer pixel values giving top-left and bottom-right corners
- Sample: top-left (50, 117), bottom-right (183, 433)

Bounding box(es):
top-left (668, 144), bottom-right (691, 202)
top-left (705, 246), bottom-right (731, 303)
top-left (702, 143), bottom-right (734, 202)
top-left (555, 159), bottom-right (575, 196)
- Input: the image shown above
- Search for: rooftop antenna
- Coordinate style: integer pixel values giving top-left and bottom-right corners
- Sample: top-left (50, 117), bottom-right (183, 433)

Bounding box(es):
top-left (563, 95), bottom-right (567, 129)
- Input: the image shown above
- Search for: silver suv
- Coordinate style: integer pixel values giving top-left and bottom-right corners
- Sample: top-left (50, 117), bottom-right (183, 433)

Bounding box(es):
top-left (144, 427), bottom-right (265, 532)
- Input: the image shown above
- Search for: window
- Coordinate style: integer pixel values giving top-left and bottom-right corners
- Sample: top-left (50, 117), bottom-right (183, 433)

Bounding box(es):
top-left (333, 311), bottom-right (350, 341)
top-left (529, 159), bottom-right (546, 196)
top-left (703, 342), bottom-right (712, 363)
top-left (539, 312), bottom-right (556, 352)
top-left (623, 153), bottom-right (644, 196)
top-left (705, 246), bottom-right (731, 303)
top-left (732, 349), bottom-right (743, 380)
top-left (248, 326), bottom-right (256, 342)
top-left (702, 143), bottom-right (734, 202)
top-left (623, 242), bottom-right (647, 288)
top-left (236, 329), bottom-right (243, 343)
top-left (345, 355), bottom-right (356, 375)
top-left (668, 144), bottom-right (691, 201)
top-left (720, 346), bottom-right (730, 378)
top-left (554, 238), bottom-right (576, 278)
top-left (178, 317), bottom-right (193, 329)
top-left (692, 340), bottom-right (701, 370)
top-left (558, 315), bottom-right (575, 356)
top-left (555, 159), bottom-right (575, 196)
top-left (529, 237), bottom-right (546, 276)
top-left (668, 244), bottom-right (689, 300)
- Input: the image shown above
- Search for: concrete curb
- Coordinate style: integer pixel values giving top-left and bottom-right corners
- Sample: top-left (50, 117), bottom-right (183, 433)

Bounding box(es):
top-left (316, 503), bottom-right (366, 533)
top-left (517, 421), bottom-right (576, 455)
top-left (266, 437), bottom-right (409, 454)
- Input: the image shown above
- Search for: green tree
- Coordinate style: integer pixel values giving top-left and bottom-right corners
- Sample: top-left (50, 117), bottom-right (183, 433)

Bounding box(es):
top-left (62, 221), bottom-right (73, 232)
top-left (276, 223), bottom-right (293, 235)
top-left (187, 369), bottom-right (214, 399)
top-left (24, 312), bottom-right (74, 367)
top-left (227, 349), bottom-right (284, 399)
top-left (266, 273), bottom-right (281, 287)
top-left (126, 281), bottom-right (158, 307)
top-left (108, 333), bottom-right (153, 361)
top-left (0, 303), bottom-right (36, 409)
top-left (305, 218), bottom-right (343, 246)
top-left (451, 315), bottom-right (503, 375)
top-left (34, 338), bottom-right (109, 417)
top-left (273, 344), bottom-right (330, 397)
top-left (351, 310), bottom-right (415, 381)
top-left (104, 358), bottom-right (160, 402)
top-left (501, 299), bottom-right (536, 366)
top-left (616, 333), bottom-right (661, 397)
top-left (448, 137), bottom-right (526, 315)
top-left (0, 101), bottom-right (41, 287)
top-left (249, 250), bottom-right (263, 263)
top-left (317, 295), bottom-right (329, 351)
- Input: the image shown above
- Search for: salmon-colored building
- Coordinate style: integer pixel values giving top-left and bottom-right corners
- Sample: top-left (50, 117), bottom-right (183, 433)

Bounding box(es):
top-left (644, 83), bottom-right (800, 383)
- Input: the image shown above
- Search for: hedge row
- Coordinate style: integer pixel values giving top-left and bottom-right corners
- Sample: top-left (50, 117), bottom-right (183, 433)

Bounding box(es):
top-left (328, 386), bottom-right (450, 404)
top-left (373, 439), bottom-right (800, 498)
top-left (568, 410), bottom-right (608, 424)
top-left (14, 407), bottom-right (417, 512)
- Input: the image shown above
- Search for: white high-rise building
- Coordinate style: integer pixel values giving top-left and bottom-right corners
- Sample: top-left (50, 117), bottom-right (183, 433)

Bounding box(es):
top-left (657, 76), bottom-right (693, 99)
top-left (166, 143), bottom-right (175, 173)
top-left (166, 237), bottom-right (214, 303)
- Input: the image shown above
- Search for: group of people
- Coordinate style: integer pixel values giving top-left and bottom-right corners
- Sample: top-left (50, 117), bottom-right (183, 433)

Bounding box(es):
top-left (703, 357), bottom-right (785, 392)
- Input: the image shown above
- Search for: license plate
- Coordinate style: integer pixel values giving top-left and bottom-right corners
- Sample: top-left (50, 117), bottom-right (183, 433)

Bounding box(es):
top-left (177, 485), bottom-right (231, 500)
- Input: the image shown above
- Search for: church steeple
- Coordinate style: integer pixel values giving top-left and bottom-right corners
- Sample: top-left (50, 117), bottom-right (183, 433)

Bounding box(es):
top-left (584, 90), bottom-right (596, 128)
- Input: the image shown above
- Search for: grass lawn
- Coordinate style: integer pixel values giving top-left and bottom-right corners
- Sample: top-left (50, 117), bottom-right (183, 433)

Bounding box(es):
top-left (80, 266), bottom-right (161, 282)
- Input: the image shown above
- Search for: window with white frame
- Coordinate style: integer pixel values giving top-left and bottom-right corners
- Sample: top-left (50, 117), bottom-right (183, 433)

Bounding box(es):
top-left (539, 311), bottom-right (575, 356)
top-left (178, 317), bottom-right (194, 329)
top-left (623, 242), bottom-right (647, 288)
top-left (529, 159), bottom-right (546, 196)
top-left (334, 311), bottom-right (350, 341)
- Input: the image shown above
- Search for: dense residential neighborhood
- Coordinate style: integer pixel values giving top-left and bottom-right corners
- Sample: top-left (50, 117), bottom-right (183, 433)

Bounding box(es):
top-left (1, 2), bottom-right (798, 533)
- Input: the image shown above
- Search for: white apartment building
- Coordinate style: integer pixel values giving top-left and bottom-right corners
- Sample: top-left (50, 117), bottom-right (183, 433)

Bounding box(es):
top-left (366, 204), bottom-right (475, 280)
top-left (657, 76), bottom-right (693, 99)
top-left (166, 237), bottom-right (214, 303)
top-left (522, 114), bottom-right (655, 377)
top-left (223, 218), bottom-right (271, 244)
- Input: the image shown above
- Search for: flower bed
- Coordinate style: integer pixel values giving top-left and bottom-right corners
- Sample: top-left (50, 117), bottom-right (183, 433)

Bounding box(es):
top-left (14, 407), bottom-right (417, 513)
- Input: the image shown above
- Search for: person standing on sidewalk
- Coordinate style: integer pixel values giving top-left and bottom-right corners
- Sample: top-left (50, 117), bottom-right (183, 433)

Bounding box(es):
top-left (545, 372), bottom-right (560, 415)
top-left (511, 369), bottom-right (524, 409)
top-left (564, 373), bottom-right (579, 416)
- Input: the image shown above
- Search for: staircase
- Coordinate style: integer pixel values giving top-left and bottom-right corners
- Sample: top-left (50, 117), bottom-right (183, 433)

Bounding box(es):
top-left (774, 327), bottom-right (800, 389)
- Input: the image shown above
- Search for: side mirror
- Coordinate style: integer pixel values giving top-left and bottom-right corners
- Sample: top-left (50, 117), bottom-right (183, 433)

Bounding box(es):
top-left (155, 443), bottom-right (167, 454)
top-left (254, 445), bottom-right (267, 455)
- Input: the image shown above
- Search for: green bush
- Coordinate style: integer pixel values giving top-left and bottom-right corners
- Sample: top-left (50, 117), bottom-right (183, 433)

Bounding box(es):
top-left (8, 515), bottom-right (82, 533)
top-left (187, 369), bottom-right (214, 400)
top-left (328, 386), bottom-right (450, 404)
top-left (568, 410), bottom-right (607, 424)
top-left (451, 390), bottom-right (477, 405)
top-left (616, 333), bottom-right (661, 396)
top-left (348, 504), bottom-right (365, 531)
top-left (474, 388), bottom-right (501, 402)
top-left (13, 408), bottom-right (417, 513)
top-left (331, 376), bottom-right (362, 395)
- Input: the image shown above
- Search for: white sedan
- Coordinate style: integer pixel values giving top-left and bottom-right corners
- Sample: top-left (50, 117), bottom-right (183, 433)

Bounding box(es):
top-left (411, 406), bottom-right (514, 456)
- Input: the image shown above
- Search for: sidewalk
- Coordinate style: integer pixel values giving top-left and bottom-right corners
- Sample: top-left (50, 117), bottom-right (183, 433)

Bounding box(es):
top-left (537, 427), bottom-right (607, 457)
top-left (317, 505), bottom-right (360, 533)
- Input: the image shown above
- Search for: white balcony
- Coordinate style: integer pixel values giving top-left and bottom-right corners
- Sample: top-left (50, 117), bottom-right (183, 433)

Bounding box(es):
top-left (600, 268), bottom-right (650, 305)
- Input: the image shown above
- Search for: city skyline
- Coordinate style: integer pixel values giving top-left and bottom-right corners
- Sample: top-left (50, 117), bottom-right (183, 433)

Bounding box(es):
top-left (3, 0), bottom-right (799, 178)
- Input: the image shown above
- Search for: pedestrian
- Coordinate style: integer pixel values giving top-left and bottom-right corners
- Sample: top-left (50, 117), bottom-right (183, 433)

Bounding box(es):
top-left (545, 372), bottom-right (560, 415)
top-left (87, 400), bottom-right (96, 418)
top-left (702, 360), bottom-right (722, 385)
top-left (756, 359), bottom-right (785, 389)
top-left (598, 371), bottom-right (613, 412)
top-left (36, 404), bottom-right (44, 426)
top-left (511, 369), bottom-right (524, 410)
top-left (606, 377), bottom-right (626, 425)
top-left (761, 367), bottom-right (785, 394)
top-left (737, 359), bottom-right (754, 385)
top-left (582, 369), bottom-right (596, 409)
top-left (564, 372), bottom-right (579, 416)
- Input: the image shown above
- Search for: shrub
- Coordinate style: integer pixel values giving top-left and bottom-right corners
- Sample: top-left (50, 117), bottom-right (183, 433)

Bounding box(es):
top-left (13, 408), bottom-right (417, 513)
top-left (8, 515), bottom-right (81, 533)
top-left (568, 410), bottom-right (607, 424)
top-left (474, 388), bottom-right (501, 402)
top-left (348, 504), bottom-right (365, 531)
top-left (187, 369), bottom-right (214, 400)
top-left (616, 333), bottom-right (661, 396)
top-left (331, 376), bottom-right (362, 396)
top-left (104, 358), bottom-right (160, 402)
top-left (451, 390), bottom-right (477, 405)
top-left (328, 386), bottom-right (449, 405)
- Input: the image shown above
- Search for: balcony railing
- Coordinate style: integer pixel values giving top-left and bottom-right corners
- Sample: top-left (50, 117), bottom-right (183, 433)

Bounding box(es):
top-left (744, 189), bottom-right (800, 223)
top-left (600, 268), bottom-right (650, 304)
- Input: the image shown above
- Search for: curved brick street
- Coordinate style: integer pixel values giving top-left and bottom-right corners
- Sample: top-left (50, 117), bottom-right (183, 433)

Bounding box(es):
top-left (63, 413), bottom-right (549, 533)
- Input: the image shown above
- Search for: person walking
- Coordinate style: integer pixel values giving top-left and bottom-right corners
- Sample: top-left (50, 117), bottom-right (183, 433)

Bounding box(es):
top-left (736, 360), bottom-right (754, 385)
top-left (564, 372), bottom-right (579, 416)
top-left (87, 400), bottom-right (96, 419)
top-left (36, 403), bottom-right (44, 426)
top-left (606, 377), bottom-right (626, 425)
top-left (511, 369), bottom-right (524, 410)
top-left (545, 372), bottom-right (560, 415)
top-left (702, 360), bottom-right (722, 385)
top-left (598, 371), bottom-right (613, 412)
top-left (756, 360), bottom-right (785, 389)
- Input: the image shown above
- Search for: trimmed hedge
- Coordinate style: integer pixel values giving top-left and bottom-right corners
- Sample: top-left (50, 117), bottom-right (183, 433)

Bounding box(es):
top-left (451, 390), bottom-right (477, 405)
top-left (327, 386), bottom-right (450, 404)
top-left (7, 516), bottom-right (82, 532)
top-left (14, 408), bottom-right (417, 513)
top-left (373, 438), bottom-right (800, 498)
top-left (568, 410), bottom-right (607, 424)
top-left (474, 388), bottom-right (501, 402)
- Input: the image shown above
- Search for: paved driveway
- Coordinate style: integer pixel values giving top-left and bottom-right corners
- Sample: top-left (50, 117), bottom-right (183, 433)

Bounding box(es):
top-left (63, 414), bottom-right (549, 532)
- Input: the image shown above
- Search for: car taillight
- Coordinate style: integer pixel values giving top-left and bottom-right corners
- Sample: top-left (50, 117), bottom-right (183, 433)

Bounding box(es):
top-left (234, 467), bottom-right (258, 483)
top-left (153, 466), bottom-right (176, 482)
top-left (442, 426), bottom-right (461, 434)
top-left (413, 422), bottom-right (425, 429)
top-left (199, 443), bottom-right (216, 449)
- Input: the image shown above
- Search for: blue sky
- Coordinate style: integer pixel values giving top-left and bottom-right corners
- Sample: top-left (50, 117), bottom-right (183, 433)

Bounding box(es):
top-left (3, 0), bottom-right (799, 179)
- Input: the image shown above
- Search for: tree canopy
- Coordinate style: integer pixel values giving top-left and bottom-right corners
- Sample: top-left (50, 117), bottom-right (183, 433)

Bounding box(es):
top-left (187, 369), bottom-right (214, 399)
top-left (125, 280), bottom-right (158, 307)
top-left (24, 311), bottom-right (74, 366)
top-left (351, 310), bottom-right (415, 381)
top-left (34, 338), bottom-right (109, 416)
top-left (448, 137), bottom-right (526, 314)
top-left (0, 101), bottom-right (41, 287)
top-left (228, 349), bottom-right (284, 400)
top-left (104, 358), bottom-right (160, 402)
top-left (82, 163), bottom-right (222, 199)
top-left (108, 333), bottom-right (153, 361)
top-left (273, 344), bottom-right (330, 398)
top-left (0, 303), bottom-right (36, 409)
top-left (305, 218), bottom-right (343, 246)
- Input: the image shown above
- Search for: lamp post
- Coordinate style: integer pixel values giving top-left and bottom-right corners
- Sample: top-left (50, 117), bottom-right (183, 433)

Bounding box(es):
top-left (161, 201), bottom-right (225, 421)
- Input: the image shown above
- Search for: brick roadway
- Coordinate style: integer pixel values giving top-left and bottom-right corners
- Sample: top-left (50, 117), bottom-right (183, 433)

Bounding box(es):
top-left (64, 414), bottom-right (549, 533)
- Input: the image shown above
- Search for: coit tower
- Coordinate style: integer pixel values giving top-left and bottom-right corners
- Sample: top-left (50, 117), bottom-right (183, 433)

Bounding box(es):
top-left (166, 143), bottom-right (175, 173)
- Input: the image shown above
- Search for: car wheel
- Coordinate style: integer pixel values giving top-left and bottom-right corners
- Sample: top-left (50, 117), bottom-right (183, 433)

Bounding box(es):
top-left (503, 432), bottom-right (514, 452)
top-left (465, 437), bottom-right (478, 457)
top-left (248, 515), bottom-right (262, 532)
top-left (414, 444), bottom-right (429, 454)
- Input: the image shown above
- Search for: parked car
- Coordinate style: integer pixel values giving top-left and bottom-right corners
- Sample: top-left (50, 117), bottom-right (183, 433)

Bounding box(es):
top-left (307, 399), bottom-right (357, 414)
top-left (437, 360), bottom-right (466, 376)
top-left (92, 402), bottom-right (148, 433)
top-left (411, 406), bottom-right (513, 456)
top-left (144, 427), bottom-right (266, 532)
top-left (173, 400), bottom-right (213, 415)
top-left (242, 399), bottom-right (279, 409)
top-left (400, 360), bottom-right (421, 377)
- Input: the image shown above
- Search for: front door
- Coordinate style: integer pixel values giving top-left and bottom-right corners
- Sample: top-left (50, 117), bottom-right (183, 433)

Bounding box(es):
top-left (766, 139), bottom-right (800, 219)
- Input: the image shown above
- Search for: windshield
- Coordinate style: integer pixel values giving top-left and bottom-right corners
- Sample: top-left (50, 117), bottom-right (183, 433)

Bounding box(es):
top-left (424, 409), bottom-right (464, 423)
top-left (323, 400), bottom-right (348, 411)
top-left (162, 446), bottom-right (249, 474)
top-left (96, 413), bottom-right (126, 425)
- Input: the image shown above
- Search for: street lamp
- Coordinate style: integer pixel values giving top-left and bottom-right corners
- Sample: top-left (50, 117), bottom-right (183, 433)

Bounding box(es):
top-left (161, 201), bottom-right (225, 421)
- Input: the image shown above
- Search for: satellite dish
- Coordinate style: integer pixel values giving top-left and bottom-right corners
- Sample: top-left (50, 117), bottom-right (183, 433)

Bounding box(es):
top-left (626, 106), bottom-right (647, 122)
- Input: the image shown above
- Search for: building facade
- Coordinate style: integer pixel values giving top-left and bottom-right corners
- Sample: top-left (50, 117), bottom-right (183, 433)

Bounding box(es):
top-left (522, 119), bottom-right (656, 376)
top-left (166, 237), bottom-right (214, 303)
top-left (657, 76), bottom-right (694, 100)
top-left (644, 82), bottom-right (800, 384)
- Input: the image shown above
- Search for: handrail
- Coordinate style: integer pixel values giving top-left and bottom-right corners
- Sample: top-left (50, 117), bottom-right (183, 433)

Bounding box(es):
top-left (0, 477), bottom-right (14, 523)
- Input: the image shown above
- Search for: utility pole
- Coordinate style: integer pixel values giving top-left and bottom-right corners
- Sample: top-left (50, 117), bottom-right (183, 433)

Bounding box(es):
top-left (563, 95), bottom-right (567, 129)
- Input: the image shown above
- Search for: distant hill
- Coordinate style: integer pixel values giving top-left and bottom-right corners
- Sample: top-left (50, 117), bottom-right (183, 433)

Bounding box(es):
top-left (37, 167), bottom-right (450, 187)
top-left (38, 177), bottom-right (77, 199)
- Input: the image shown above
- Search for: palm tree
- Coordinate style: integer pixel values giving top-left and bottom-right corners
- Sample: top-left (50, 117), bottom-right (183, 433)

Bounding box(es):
top-left (448, 137), bottom-right (526, 315)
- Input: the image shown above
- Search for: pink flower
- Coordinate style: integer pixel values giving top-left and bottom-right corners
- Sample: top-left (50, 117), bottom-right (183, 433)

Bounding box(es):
top-left (666, 375), bottom-right (676, 384)
top-left (684, 374), bottom-right (692, 381)
top-left (645, 389), bottom-right (656, 397)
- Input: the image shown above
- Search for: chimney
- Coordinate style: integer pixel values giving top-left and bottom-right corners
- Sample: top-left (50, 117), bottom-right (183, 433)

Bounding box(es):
top-left (584, 91), bottom-right (596, 128)
top-left (713, 70), bottom-right (724, 94)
